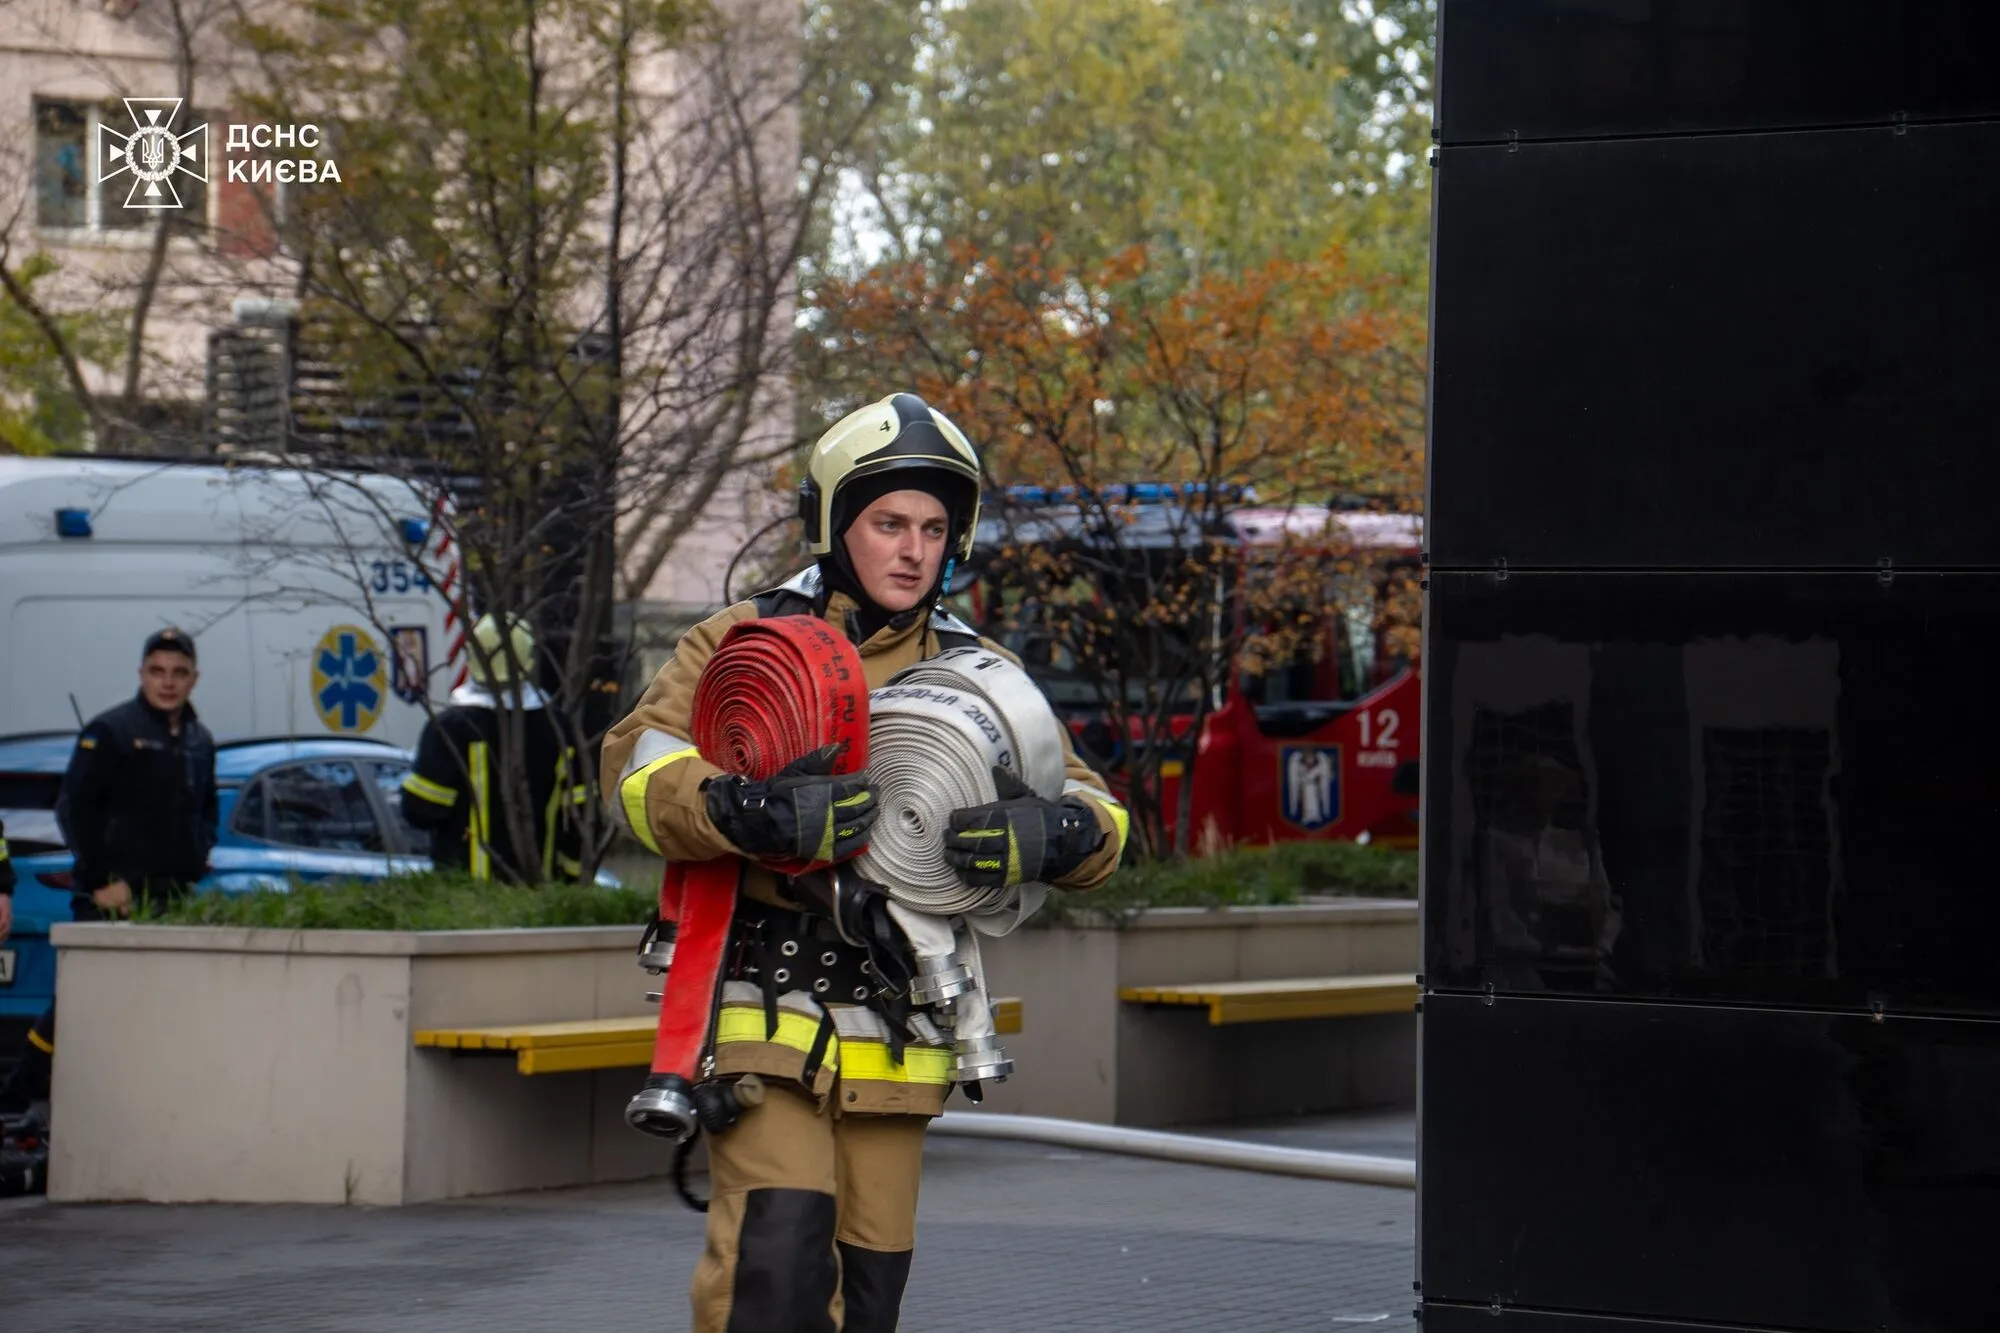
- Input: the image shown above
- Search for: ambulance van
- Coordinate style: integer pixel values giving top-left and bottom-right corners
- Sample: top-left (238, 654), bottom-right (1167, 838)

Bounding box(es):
top-left (0, 456), bottom-right (458, 746)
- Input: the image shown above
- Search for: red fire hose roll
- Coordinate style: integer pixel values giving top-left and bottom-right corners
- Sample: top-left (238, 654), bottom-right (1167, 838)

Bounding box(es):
top-left (633, 616), bottom-right (871, 1141)
top-left (690, 614), bottom-right (870, 787)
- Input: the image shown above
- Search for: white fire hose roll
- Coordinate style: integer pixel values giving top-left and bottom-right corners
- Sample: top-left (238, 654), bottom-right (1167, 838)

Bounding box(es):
top-left (855, 647), bottom-right (1070, 935)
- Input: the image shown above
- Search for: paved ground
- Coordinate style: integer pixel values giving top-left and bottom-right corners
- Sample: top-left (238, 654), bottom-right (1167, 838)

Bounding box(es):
top-left (1, 1113), bottom-right (1417, 1332)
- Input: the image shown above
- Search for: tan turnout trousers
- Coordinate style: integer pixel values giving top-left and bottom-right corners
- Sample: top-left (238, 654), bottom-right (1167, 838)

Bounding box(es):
top-left (692, 1083), bottom-right (929, 1333)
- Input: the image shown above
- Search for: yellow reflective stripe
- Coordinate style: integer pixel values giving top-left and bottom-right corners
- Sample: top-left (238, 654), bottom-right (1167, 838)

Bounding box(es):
top-left (543, 750), bottom-right (569, 880)
top-left (715, 1006), bottom-right (950, 1084)
top-left (469, 741), bottom-right (491, 881)
top-left (0, 836), bottom-right (9, 860)
top-left (839, 1041), bottom-right (953, 1086)
top-left (618, 748), bottom-right (703, 856)
top-left (401, 773), bottom-right (457, 807)
top-left (716, 1005), bottom-right (837, 1057)
top-left (28, 1028), bottom-right (54, 1055)
top-left (1066, 781), bottom-right (1130, 859)
top-left (1102, 799), bottom-right (1130, 857)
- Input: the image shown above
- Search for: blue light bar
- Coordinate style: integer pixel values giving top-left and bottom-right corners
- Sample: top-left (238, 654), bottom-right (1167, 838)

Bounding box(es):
top-left (55, 507), bottom-right (92, 538)
top-left (399, 517), bottom-right (429, 546)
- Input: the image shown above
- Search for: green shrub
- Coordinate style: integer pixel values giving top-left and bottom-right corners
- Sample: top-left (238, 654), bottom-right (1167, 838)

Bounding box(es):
top-left (152, 871), bottom-right (655, 931)
top-left (147, 841), bottom-right (1414, 933)
top-left (1035, 840), bottom-right (1417, 927)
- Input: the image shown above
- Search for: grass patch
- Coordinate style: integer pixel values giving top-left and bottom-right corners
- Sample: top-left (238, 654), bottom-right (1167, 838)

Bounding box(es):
top-left (151, 871), bottom-right (654, 931)
top-left (1036, 840), bottom-right (1417, 927)
top-left (144, 842), bottom-right (1414, 933)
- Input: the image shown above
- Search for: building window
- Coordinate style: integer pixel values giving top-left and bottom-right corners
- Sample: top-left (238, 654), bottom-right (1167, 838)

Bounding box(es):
top-left (33, 97), bottom-right (214, 234)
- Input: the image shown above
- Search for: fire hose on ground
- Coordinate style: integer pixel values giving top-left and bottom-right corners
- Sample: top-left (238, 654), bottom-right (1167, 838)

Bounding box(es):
top-left (927, 1112), bottom-right (1417, 1189)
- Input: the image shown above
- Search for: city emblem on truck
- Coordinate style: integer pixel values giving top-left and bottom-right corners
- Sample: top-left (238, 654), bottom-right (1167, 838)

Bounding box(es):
top-left (390, 626), bottom-right (429, 706)
top-left (311, 625), bottom-right (386, 733)
top-left (1280, 745), bottom-right (1342, 832)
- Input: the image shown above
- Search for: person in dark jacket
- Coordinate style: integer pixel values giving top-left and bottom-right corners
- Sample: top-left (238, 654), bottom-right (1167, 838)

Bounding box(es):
top-left (56, 628), bottom-right (219, 921)
top-left (400, 614), bottom-right (582, 884)
top-left (5, 631), bottom-right (217, 1122)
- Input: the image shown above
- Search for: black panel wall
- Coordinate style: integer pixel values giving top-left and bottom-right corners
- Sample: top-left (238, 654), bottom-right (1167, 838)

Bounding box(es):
top-left (1420, 4), bottom-right (2000, 1330)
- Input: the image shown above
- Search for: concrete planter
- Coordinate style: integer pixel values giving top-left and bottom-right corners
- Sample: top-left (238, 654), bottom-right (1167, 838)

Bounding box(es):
top-left (48, 923), bottom-right (670, 1205)
top-left (971, 899), bottom-right (1419, 1127)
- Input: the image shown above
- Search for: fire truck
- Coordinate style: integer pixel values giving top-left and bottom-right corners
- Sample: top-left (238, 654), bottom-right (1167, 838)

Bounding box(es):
top-left (960, 485), bottom-right (1422, 850)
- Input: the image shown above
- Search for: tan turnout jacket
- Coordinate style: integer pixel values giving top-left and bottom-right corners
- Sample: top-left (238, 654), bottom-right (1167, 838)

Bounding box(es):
top-left (601, 570), bottom-right (1127, 1113)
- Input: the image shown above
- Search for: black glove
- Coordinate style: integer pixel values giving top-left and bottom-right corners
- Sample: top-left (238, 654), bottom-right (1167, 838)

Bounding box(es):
top-left (945, 766), bottom-right (1106, 888)
top-left (704, 743), bottom-right (878, 865)
top-left (786, 867), bottom-right (916, 998)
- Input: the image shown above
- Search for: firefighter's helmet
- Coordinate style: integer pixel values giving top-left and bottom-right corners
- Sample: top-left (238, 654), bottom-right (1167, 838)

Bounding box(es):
top-left (469, 613), bottom-right (537, 689)
top-left (798, 393), bottom-right (982, 562)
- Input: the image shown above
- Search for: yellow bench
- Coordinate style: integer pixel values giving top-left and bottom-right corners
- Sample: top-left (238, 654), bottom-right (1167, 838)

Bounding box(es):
top-left (1118, 975), bottom-right (1418, 1026)
top-left (416, 996), bottom-right (1024, 1076)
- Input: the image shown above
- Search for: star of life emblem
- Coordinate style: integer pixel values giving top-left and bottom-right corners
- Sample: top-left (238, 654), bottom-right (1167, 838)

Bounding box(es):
top-left (96, 98), bottom-right (208, 210)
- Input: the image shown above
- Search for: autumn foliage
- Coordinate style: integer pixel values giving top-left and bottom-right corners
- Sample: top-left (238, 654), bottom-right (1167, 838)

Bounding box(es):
top-left (810, 244), bottom-right (1426, 858)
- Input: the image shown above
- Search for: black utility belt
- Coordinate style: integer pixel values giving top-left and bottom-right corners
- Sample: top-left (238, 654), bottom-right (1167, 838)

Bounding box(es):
top-left (727, 898), bottom-right (879, 1007)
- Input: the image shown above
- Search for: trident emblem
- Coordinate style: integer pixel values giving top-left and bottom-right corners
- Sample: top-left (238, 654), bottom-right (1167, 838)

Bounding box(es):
top-left (97, 97), bottom-right (209, 211)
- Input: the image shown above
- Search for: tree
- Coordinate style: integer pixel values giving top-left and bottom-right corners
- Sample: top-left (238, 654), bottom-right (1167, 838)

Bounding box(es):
top-left (224, 0), bottom-right (890, 879)
top-left (0, 0), bottom-right (265, 454)
top-left (801, 0), bottom-right (1436, 290)
top-left (813, 243), bottom-right (1424, 857)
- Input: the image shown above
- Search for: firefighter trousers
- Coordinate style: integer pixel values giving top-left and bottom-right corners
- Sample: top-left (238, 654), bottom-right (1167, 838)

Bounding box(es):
top-left (0, 1005), bottom-right (53, 1114)
top-left (691, 1082), bottom-right (929, 1333)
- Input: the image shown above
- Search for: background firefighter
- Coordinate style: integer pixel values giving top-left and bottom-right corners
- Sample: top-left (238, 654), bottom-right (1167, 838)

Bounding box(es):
top-left (604, 392), bottom-right (1130, 1333)
top-left (400, 615), bottom-right (586, 884)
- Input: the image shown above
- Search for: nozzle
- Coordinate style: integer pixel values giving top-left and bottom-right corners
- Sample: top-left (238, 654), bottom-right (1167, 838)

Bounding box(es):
top-left (953, 1033), bottom-right (1014, 1083)
top-left (637, 920), bottom-right (677, 975)
top-left (909, 956), bottom-right (975, 1006)
top-left (625, 1072), bottom-right (699, 1143)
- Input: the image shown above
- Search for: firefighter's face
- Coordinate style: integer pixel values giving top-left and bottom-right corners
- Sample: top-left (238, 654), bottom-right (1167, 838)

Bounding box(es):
top-left (139, 651), bottom-right (198, 711)
top-left (844, 489), bottom-right (950, 613)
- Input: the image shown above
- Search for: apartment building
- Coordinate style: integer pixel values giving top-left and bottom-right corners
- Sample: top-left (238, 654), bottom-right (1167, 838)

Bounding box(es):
top-left (0, 0), bottom-right (796, 612)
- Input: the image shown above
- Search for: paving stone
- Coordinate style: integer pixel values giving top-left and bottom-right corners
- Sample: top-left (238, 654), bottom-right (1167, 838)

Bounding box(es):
top-left (1, 1131), bottom-right (1417, 1332)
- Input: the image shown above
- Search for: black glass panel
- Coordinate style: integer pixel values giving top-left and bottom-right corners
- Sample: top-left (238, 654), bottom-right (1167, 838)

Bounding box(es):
top-left (1422, 1308), bottom-right (1765, 1333)
top-left (1420, 995), bottom-right (2000, 1330)
top-left (1422, 571), bottom-right (2000, 1016)
top-left (1438, 0), bottom-right (2000, 144)
top-left (1427, 122), bottom-right (2000, 569)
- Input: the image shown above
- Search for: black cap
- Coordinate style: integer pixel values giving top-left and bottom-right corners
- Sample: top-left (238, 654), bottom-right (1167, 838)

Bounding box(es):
top-left (142, 628), bottom-right (197, 664)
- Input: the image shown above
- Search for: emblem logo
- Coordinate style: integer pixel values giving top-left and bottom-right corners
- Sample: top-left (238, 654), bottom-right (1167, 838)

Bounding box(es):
top-left (1279, 745), bottom-right (1341, 832)
top-left (390, 625), bottom-right (430, 706)
top-left (311, 625), bottom-right (386, 732)
top-left (96, 97), bottom-right (208, 210)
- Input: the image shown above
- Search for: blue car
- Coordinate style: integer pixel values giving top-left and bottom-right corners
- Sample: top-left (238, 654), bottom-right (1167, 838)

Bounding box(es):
top-left (0, 733), bottom-right (615, 1048)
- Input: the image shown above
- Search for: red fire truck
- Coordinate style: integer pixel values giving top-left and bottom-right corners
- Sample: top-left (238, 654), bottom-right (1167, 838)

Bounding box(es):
top-left (962, 487), bottom-right (1422, 850)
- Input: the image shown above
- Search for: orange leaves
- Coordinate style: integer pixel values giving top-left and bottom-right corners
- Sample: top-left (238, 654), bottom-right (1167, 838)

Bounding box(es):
top-left (812, 242), bottom-right (1423, 505)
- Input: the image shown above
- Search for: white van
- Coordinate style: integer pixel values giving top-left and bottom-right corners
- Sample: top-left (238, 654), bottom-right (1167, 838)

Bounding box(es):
top-left (0, 457), bottom-right (459, 747)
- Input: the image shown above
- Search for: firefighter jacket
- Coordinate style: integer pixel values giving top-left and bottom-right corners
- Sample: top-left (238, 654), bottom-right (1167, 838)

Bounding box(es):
top-left (400, 686), bottom-right (584, 883)
top-left (56, 695), bottom-right (217, 906)
top-left (601, 567), bottom-right (1129, 1115)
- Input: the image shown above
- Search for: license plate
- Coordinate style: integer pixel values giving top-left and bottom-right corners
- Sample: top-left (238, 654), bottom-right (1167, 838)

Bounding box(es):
top-left (0, 950), bottom-right (13, 985)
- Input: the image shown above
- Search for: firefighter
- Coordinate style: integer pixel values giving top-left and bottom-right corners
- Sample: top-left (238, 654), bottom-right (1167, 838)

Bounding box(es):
top-left (604, 392), bottom-right (1130, 1333)
top-left (0, 816), bottom-right (37, 1118)
top-left (400, 614), bottom-right (584, 883)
